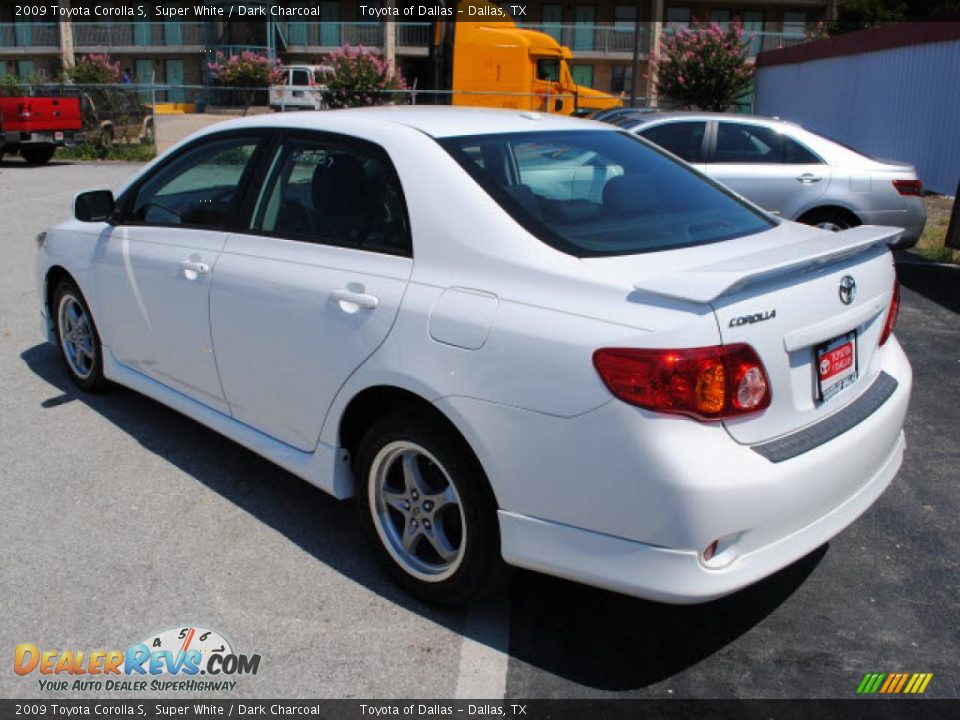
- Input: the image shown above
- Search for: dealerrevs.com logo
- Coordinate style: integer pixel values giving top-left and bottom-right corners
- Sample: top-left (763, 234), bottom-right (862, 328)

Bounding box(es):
top-left (14, 626), bottom-right (261, 692)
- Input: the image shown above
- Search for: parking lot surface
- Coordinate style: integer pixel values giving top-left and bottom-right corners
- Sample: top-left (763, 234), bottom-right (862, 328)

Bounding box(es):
top-left (1, 160), bottom-right (957, 699)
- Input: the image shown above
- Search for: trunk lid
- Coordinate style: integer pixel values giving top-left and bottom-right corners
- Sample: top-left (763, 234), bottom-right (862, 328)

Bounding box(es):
top-left (583, 221), bottom-right (900, 444)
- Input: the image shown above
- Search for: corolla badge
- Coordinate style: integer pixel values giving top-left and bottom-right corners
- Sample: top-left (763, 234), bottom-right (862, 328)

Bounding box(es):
top-left (839, 276), bottom-right (857, 305)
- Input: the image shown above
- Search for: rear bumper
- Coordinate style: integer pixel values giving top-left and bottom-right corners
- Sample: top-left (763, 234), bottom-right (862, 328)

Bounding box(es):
top-left (500, 430), bottom-right (903, 603)
top-left (2, 130), bottom-right (74, 147)
top-left (857, 203), bottom-right (926, 248)
top-left (442, 338), bottom-right (911, 603)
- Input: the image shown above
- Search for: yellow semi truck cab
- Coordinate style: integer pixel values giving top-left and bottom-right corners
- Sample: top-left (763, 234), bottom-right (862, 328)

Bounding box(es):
top-left (450, 11), bottom-right (622, 115)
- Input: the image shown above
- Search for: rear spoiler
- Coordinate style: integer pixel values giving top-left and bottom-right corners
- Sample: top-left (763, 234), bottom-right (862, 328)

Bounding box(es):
top-left (633, 225), bottom-right (902, 304)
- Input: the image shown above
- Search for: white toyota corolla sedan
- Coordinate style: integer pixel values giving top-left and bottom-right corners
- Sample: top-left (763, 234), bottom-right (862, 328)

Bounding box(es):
top-left (36, 107), bottom-right (911, 605)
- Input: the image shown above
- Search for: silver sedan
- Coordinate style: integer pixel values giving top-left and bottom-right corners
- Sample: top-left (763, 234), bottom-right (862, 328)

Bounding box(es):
top-left (609, 112), bottom-right (927, 248)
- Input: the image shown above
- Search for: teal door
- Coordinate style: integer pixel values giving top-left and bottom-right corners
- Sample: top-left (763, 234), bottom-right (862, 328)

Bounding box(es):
top-left (542, 5), bottom-right (563, 45)
top-left (165, 60), bottom-right (184, 102)
top-left (135, 59), bottom-right (154, 100)
top-left (573, 6), bottom-right (596, 51)
top-left (164, 5), bottom-right (182, 46)
top-left (744, 11), bottom-right (764, 56)
top-left (134, 21), bottom-right (152, 46)
top-left (320, 2), bottom-right (340, 46)
top-left (14, 22), bottom-right (32, 47)
top-left (571, 64), bottom-right (594, 88)
top-left (16, 60), bottom-right (35, 79)
top-left (288, 2), bottom-right (308, 46)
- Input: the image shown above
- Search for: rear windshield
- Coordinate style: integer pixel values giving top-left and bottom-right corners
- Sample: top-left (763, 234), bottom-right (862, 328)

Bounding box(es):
top-left (439, 130), bottom-right (774, 257)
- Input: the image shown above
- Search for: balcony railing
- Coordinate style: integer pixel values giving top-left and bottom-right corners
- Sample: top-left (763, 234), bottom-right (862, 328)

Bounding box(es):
top-left (0, 23), bottom-right (59, 49)
top-left (518, 23), bottom-right (649, 56)
top-left (72, 22), bottom-right (206, 49)
top-left (662, 26), bottom-right (807, 57)
top-left (282, 22), bottom-right (384, 49)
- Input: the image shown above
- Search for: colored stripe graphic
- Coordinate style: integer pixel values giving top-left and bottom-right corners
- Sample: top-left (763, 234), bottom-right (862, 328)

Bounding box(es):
top-left (857, 672), bottom-right (933, 694)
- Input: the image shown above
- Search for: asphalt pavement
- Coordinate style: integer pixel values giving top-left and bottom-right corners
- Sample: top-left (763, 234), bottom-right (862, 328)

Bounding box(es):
top-left (0, 159), bottom-right (957, 700)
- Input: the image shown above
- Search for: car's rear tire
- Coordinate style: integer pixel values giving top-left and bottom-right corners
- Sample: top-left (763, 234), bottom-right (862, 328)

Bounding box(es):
top-left (53, 279), bottom-right (107, 392)
top-left (799, 208), bottom-right (861, 233)
top-left (354, 410), bottom-right (504, 605)
top-left (21, 146), bottom-right (55, 165)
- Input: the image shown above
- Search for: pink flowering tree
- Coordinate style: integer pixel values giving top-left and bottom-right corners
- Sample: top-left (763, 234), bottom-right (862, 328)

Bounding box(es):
top-left (64, 54), bottom-right (121, 84)
top-left (653, 20), bottom-right (755, 111)
top-left (324, 45), bottom-right (407, 109)
top-left (207, 51), bottom-right (285, 115)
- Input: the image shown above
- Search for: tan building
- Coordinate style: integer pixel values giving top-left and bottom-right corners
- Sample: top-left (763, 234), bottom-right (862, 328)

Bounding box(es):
top-left (0, 1), bottom-right (832, 100)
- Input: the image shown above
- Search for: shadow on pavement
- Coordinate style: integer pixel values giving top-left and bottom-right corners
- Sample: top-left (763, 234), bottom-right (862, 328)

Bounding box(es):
top-left (895, 253), bottom-right (960, 314)
top-left (508, 545), bottom-right (824, 691)
top-left (22, 341), bottom-right (822, 691)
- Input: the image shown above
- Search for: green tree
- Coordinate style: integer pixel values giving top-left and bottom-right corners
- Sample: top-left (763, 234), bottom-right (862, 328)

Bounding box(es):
top-left (654, 20), bottom-right (755, 112)
top-left (324, 45), bottom-right (407, 109)
top-left (207, 51), bottom-right (285, 115)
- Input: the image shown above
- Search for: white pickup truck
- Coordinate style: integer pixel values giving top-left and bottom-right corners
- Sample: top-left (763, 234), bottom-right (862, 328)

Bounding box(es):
top-left (269, 65), bottom-right (332, 111)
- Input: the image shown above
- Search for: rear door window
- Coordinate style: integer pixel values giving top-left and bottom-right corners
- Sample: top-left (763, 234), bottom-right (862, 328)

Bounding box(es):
top-left (714, 122), bottom-right (784, 164)
top-left (639, 121), bottom-right (707, 163)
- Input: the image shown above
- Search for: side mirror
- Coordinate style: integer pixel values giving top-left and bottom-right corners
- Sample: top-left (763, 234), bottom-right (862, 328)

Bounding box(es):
top-left (74, 190), bottom-right (115, 223)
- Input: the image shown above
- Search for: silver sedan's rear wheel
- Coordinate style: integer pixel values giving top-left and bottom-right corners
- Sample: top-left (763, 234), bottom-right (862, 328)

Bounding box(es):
top-left (355, 410), bottom-right (504, 604)
top-left (53, 279), bottom-right (107, 392)
top-left (370, 441), bottom-right (466, 582)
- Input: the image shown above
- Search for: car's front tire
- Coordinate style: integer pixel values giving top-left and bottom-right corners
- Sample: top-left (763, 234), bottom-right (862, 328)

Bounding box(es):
top-left (53, 279), bottom-right (107, 392)
top-left (355, 410), bottom-right (504, 605)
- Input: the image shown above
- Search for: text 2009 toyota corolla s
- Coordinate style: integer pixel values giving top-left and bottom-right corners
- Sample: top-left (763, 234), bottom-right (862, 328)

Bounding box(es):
top-left (35, 107), bottom-right (911, 605)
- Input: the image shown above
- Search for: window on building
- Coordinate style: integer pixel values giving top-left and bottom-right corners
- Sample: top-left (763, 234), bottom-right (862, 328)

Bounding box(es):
top-left (666, 7), bottom-right (691, 32)
top-left (614, 5), bottom-right (637, 26)
top-left (783, 11), bottom-right (807, 37)
top-left (610, 65), bottom-right (633, 94)
top-left (708, 9), bottom-right (731, 28)
top-left (571, 65), bottom-right (594, 88)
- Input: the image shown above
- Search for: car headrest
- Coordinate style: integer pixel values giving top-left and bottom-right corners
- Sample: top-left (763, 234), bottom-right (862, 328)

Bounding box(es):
top-left (602, 173), bottom-right (660, 214)
top-left (312, 155), bottom-right (370, 216)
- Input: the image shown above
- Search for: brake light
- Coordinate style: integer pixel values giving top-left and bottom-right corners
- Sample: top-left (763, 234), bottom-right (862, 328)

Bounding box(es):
top-left (892, 179), bottom-right (922, 196)
top-left (593, 344), bottom-right (771, 421)
top-left (17, 101), bottom-right (32, 120)
top-left (878, 279), bottom-right (900, 346)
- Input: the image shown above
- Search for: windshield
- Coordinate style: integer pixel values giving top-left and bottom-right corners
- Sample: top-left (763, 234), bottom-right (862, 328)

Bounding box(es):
top-left (439, 130), bottom-right (774, 257)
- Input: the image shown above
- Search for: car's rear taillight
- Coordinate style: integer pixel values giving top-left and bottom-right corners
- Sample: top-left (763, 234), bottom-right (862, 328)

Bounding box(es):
top-left (879, 279), bottom-right (900, 347)
top-left (592, 344), bottom-right (771, 421)
top-left (893, 179), bottom-right (922, 196)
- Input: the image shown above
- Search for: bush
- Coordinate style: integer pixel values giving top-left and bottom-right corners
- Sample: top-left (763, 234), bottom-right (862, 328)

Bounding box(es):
top-left (207, 51), bottom-right (285, 115)
top-left (64, 54), bottom-right (121, 85)
top-left (654, 20), bottom-right (755, 111)
top-left (324, 45), bottom-right (407, 109)
top-left (0, 74), bottom-right (29, 97)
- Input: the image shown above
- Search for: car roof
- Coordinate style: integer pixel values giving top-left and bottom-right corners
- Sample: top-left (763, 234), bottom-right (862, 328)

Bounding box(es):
top-left (196, 106), bottom-right (610, 140)
top-left (619, 111), bottom-right (801, 129)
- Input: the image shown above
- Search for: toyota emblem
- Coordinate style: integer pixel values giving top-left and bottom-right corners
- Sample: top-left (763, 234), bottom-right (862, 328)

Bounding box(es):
top-left (838, 276), bottom-right (857, 305)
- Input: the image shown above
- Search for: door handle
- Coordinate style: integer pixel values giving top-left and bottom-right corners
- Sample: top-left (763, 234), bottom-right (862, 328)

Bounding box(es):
top-left (181, 259), bottom-right (210, 279)
top-left (329, 288), bottom-right (379, 310)
top-left (796, 173), bottom-right (822, 183)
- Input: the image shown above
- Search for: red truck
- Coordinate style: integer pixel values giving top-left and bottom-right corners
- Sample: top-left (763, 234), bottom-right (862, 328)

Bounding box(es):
top-left (0, 95), bottom-right (82, 164)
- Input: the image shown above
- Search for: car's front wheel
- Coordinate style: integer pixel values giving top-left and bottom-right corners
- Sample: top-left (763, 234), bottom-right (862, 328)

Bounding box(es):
top-left (355, 411), bottom-right (503, 605)
top-left (53, 279), bottom-right (107, 392)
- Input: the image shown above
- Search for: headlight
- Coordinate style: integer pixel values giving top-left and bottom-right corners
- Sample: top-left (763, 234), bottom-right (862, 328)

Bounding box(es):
top-left (35, 231), bottom-right (47, 250)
